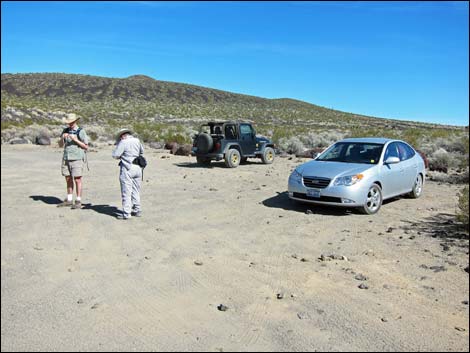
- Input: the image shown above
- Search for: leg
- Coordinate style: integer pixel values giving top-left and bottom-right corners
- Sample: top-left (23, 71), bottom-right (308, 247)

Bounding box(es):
top-left (74, 177), bottom-right (82, 198)
top-left (119, 168), bottom-right (133, 218)
top-left (130, 166), bottom-right (142, 213)
top-left (66, 176), bottom-right (74, 195)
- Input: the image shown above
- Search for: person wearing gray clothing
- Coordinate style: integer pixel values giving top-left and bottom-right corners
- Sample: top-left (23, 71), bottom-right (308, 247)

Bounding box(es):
top-left (112, 128), bottom-right (144, 220)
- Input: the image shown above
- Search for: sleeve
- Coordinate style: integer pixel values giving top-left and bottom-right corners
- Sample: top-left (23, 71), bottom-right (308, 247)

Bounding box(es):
top-left (140, 141), bottom-right (144, 155)
top-left (112, 141), bottom-right (125, 159)
top-left (79, 129), bottom-right (90, 145)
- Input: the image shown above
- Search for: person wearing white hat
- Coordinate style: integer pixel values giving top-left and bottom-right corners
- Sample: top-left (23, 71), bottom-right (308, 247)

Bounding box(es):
top-left (112, 128), bottom-right (145, 220)
top-left (57, 113), bottom-right (89, 209)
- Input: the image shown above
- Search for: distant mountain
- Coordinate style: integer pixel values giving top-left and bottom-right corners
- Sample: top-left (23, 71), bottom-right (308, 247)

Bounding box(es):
top-left (0, 72), bottom-right (456, 130)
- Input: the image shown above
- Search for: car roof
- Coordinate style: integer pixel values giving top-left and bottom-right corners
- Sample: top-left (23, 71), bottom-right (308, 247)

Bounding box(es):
top-left (338, 137), bottom-right (395, 145)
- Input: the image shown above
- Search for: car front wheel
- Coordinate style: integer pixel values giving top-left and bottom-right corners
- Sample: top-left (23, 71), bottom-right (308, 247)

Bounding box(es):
top-left (261, 147), bottom-right (275, 164)
top-left (360, 184), bottom-right (383, 215)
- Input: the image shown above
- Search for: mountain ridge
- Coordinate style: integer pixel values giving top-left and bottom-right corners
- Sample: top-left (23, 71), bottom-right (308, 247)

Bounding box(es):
top-left (0, 72), bottom-right (463, 130)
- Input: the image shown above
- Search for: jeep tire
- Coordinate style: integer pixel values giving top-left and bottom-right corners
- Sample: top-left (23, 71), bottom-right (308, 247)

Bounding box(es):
top-left (196, 133), bottom-right (213, 154)
top-left (261, 147), bottom-right (275, 164)
top-left (225, 149), bottom-right (241, 168)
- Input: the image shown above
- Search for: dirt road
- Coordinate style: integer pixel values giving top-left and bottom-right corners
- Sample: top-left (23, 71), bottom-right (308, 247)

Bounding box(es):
top-left (1, 144), bottom-right (468, 351)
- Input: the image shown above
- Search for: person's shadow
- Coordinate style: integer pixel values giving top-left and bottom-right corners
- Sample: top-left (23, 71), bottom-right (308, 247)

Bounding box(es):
top-left (30, 195), bottom-right (120, 218)
top-left (30, 195), bottom-right (62, 205)
top-left (81, 204), bottom-right (120, 218)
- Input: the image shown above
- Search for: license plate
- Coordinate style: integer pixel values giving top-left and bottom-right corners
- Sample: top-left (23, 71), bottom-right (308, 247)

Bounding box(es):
top-left (307, 189), bottom-right (321, 198)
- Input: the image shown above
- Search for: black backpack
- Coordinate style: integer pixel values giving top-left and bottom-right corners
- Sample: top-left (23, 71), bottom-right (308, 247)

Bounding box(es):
top-left (133, 155), bottom-right (147, 168)
top-left (132, 154), bottom-right (147, 181)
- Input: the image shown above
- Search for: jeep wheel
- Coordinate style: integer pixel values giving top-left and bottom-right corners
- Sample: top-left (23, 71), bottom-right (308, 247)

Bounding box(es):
top-left (261, 147), bottom-right (275, 164)
top-left (196, 156), bottom-right (211, 166)
top-left (196, 133), bottom-right (213, 153)
top-left (225, 149), bottom-right (241, 168)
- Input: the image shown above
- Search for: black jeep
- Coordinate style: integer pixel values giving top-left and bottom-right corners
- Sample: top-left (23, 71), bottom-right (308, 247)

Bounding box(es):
top-left (191, 121), bottom-right (275, 168)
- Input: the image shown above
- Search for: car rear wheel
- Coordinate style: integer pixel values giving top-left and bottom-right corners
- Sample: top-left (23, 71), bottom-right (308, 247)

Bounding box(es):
top-left (360, 184), bottom-right (383, 215)
top-left (408, 174), bottom-right (423, 198)
top-left (261, 147), bottom-right (275, 164)
top-left (225, 149), bottom-right (241, 168)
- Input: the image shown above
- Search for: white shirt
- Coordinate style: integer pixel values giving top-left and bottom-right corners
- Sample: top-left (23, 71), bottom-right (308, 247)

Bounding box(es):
top-left (112, 136), bottom-right (144, 170)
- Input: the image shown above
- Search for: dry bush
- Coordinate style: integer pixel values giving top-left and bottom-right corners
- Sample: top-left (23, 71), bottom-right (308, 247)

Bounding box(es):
top-left (277, 136), bottom-right (305, 155)
top-left (428, 148), bottom-right (460, 172)
top-left (302, 131), bottom-right (344, 149)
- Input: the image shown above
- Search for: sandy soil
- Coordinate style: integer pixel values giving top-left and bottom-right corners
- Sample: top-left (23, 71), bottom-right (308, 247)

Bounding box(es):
top-left (1, 144), bottom-right (469, 352)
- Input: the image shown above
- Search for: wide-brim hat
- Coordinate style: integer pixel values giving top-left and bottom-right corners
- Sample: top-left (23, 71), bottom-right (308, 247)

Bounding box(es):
top-left (62, 113), bottom-right (81, 124)
top-left (115, 128), bottom-right (132, 140)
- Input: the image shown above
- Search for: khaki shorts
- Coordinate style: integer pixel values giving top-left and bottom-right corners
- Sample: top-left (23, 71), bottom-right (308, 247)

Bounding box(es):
top-left (61, 159), bottom-right (84, 177)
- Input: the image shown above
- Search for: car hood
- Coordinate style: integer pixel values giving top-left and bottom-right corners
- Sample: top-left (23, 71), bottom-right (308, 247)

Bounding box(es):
top-left (256, 136), bottom-right (272, 144)
top-left (297, 160), bottom-right (375, 179)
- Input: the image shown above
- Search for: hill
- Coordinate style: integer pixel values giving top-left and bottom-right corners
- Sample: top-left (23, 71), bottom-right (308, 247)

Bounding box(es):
top-left (0, 72), bottom-right (456, 131)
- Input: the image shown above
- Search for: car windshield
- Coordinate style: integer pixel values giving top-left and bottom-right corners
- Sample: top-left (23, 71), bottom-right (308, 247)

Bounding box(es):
top-left (317, 142), bottom-right (384, 164)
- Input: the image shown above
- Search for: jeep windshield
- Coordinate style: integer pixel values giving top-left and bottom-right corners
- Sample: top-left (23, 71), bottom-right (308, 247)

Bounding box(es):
top-left (316, 142), bottom-right (384, 165)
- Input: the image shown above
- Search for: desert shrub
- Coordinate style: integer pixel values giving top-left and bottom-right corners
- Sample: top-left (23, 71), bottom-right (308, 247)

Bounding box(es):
top-left (428, 148), bottom-right (457, 172)
top-left (303, 131), bottom-right (344, 148)
top-left (456, 186), bottom-right (469, 229)
top-left (277, 136), bottom-right (305, 155)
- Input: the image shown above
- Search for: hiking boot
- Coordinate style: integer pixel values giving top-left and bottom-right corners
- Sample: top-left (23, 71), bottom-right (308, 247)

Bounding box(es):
top-left (57, 199), bottom-right (73, 207)
top-left (131, 211), bottom-right (142, 217)
top-left (71, 201), bottom-right (82, 209)
top-left (116, 214), bottom-right (130, 220)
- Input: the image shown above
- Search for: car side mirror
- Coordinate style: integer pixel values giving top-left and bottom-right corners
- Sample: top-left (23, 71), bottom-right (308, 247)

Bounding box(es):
top-left (384, 156), bottom-right (400, 164)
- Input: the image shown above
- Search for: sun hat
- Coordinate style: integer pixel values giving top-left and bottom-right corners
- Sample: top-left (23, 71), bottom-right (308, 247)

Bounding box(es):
top-left (62, 113), bottom-right (81, 124)
top-left (115, 128), bottom-right (132, 140)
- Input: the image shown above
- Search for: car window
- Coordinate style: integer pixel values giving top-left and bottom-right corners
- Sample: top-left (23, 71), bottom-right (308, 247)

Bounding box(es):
top-left (317, 142), bottom-right (383, 164)
top-left (384, 142), bottom-right (400, 161)
top-left (398, 142), bottom-right (415, 161)
top-left (240, 124), bottom-right (253, 135)
top-left (225, 125), bottom-right (237, 139)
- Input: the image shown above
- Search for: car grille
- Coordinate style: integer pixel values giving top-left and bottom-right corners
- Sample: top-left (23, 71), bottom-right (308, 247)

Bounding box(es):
top-left (292, 193), bottom-right (342, 203)
top-left (302, 176), bottom-right (331, 189)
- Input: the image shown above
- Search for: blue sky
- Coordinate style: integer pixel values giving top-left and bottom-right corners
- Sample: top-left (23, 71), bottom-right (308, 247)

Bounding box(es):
top-left (1, 1), bottom-right (469, 126)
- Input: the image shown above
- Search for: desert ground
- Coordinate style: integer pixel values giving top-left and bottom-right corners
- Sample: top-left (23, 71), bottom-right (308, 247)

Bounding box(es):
top-left (1, 144), bottom-right (469, 352)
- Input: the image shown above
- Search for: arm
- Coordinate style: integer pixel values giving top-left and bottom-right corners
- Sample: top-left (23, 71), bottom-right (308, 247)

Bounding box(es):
top-left (112, 141), bottom-right (125, 159)
top-left (69, 135), bottom-right (88, 151)
top-left (58, 129), bottom-right (67, 147)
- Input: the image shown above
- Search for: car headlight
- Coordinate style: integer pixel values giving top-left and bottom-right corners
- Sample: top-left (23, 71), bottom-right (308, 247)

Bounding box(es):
top-left (333, 174), bottom-right (364, 186)
top-left (290, 169), bottom-right (302, 182)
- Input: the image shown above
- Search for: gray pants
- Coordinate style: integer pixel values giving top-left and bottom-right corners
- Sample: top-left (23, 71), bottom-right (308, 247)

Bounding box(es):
top-left (119, 164), bottom-right (142, 217)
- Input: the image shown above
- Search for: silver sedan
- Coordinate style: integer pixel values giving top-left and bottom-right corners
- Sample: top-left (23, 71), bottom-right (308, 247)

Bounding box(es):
top-left (288, 138), bottom-right (426, 214)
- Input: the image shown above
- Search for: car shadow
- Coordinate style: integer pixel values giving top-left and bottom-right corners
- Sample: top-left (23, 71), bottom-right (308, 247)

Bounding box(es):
top-left (174, 162), bottom-right (215, 169)
top-left (30, 195), bottom-right (63, 204)
top-left (175, 159), bottom-right (265, 169)
top-left (262, 191), bottom-right (354, 216)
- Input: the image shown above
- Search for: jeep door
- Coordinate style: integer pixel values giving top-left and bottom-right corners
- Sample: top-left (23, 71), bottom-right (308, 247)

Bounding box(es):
top-left (239, 124), bottom-right (256, 155)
